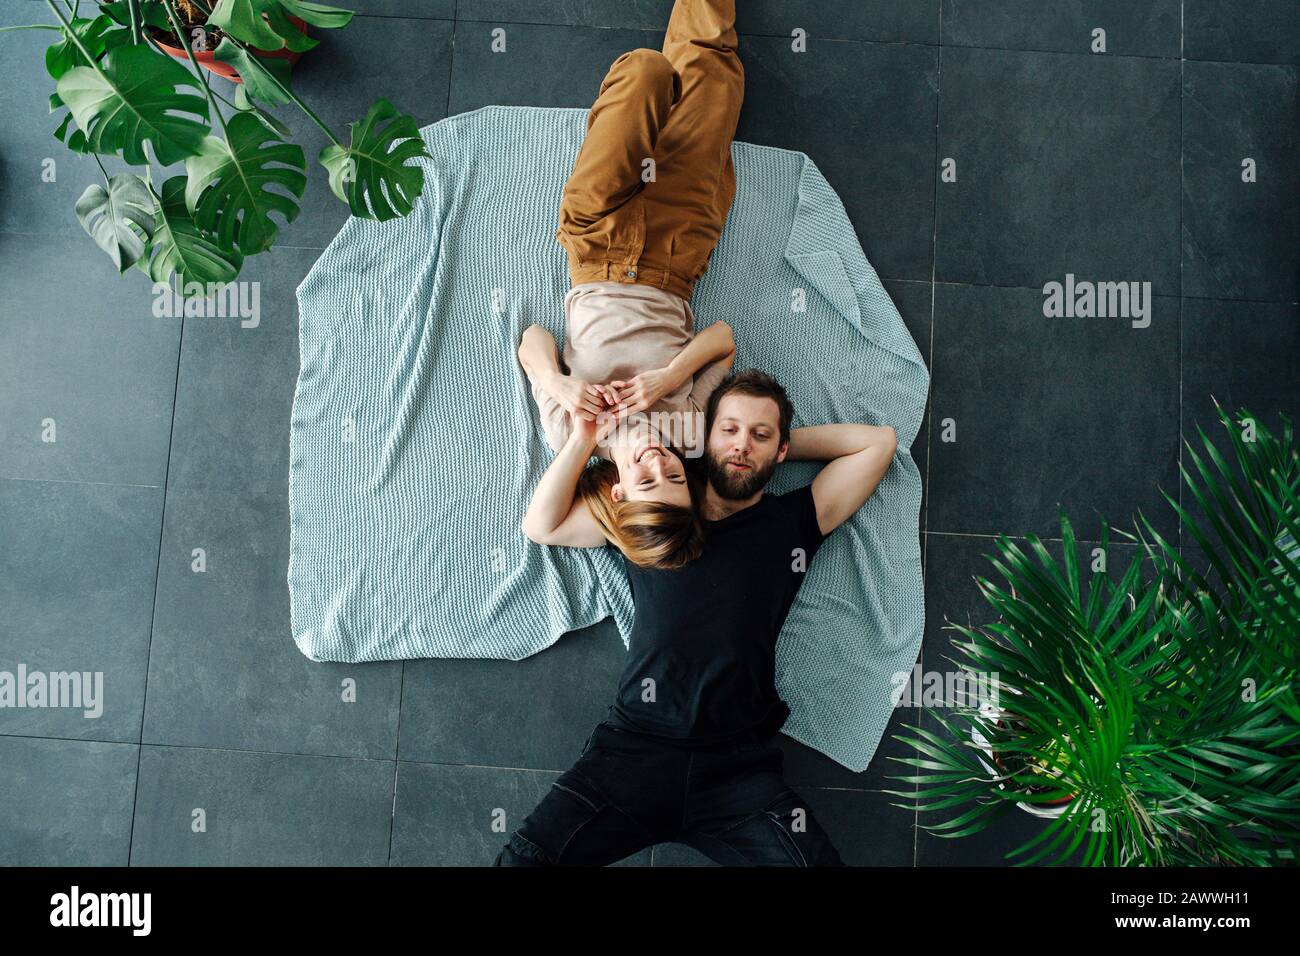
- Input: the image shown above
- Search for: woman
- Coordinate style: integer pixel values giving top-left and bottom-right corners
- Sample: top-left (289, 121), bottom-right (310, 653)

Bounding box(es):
top-left (516, 309), bottom-right (734, 568)
top-left (516, 0), bottom-right (744, 568)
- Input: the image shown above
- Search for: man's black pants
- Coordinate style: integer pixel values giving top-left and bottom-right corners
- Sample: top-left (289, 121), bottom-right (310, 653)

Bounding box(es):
top-left (493, 720), bottom-right (845, 866)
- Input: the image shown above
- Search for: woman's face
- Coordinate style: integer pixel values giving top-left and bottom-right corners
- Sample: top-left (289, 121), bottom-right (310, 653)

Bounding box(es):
top-left (609, 419), bottom-right (692, 507)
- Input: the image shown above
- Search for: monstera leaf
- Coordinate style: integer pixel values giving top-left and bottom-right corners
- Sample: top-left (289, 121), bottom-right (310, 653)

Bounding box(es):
top-left (212, 37), bottom-right (293, 105)
top-left (45, 14), bottom-right (130, 81)
top-left (51, 94), bottom-right (89, 153)
top-left (74, 173), bottom-right (156, 272)
top-left (184, 110), bottom-right (307, 254)
top-left (320, 99), bottom-right (430, 221)
top-left (46, 14), bottom-right (131, 154)
top-left (99, 1), bottom-right (172, 31)
top-left (56, 43), bottom-right (210, 166)
top-left (145, 176), bottom-right (243, 286)
top-left (207, 0), bottom-right (354, 53)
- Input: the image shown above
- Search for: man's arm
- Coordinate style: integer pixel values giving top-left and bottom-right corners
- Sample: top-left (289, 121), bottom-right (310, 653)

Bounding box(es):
top-left (786, 423), bottom-right (898, 535)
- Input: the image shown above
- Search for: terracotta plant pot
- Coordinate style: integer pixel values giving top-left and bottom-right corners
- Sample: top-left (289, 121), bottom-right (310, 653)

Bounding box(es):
top-left (154, 16), bottom-right (307, 84)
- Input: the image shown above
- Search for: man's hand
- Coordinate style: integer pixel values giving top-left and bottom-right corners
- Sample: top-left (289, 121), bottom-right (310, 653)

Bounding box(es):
top-left (609, 368), bottom-right (674, 420)
top-left (546, 372), bottom-right (617, 422)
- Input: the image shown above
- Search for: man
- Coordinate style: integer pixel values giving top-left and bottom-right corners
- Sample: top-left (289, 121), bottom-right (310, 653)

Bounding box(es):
top-left (495, 370), bottom-right (898, 865)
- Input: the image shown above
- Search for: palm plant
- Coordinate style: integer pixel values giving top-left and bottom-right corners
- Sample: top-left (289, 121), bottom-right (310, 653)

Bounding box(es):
top-left (2, 0), bottom-right (430, 287)
top-left (887, 398), bottom-right (1300, 865)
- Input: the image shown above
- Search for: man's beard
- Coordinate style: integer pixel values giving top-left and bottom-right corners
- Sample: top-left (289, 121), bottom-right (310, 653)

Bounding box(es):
top-left (705, 449), bottom-right (778, 500)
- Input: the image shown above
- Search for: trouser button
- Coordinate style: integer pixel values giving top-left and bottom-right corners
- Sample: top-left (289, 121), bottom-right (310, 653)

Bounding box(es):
top-left (626, 269), bottom-right (637, 278)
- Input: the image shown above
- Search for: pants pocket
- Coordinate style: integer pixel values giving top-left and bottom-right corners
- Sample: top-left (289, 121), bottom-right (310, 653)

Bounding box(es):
top-left (761, 791), bottom-right (811, 866)
top-left (760, 790), bottom-right (846, 867)
top-left (506, 769), bottom-right (610, 865)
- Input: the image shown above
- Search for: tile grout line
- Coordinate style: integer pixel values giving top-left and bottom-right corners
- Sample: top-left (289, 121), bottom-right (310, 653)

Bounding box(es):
top-left (124, 298), bottom-right (186, 866)
top-left (916, 0), bottom-right (945, 869)
top-left (387, 660), bottom-right (406, 866)
top-left (1176, 3), bottom-right (1188, 548)
top-left (445, 8), bottom-right (457, 120)
top-left (1179, 293), bottom-right (1298, 307)
top-left (925, 277), bottom-right (1187, 298)
top-left (925, 529), bottom-right (1146, 545)
top-left (0, 729), bottom-right (904, 792)
top-left (0, 475), bottom-right (163, 490)
top-left (3, 732), bottom-right (411, 764)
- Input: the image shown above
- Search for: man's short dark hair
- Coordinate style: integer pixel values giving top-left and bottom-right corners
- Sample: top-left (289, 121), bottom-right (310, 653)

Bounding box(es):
top-left (705, 369), bottom-right (794, 447)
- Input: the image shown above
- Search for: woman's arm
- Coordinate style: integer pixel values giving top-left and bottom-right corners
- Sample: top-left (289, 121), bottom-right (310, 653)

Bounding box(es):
top-left (611, 321), bottom-right (735, 418)
top-left (520, 428), bottom-right (608, 547)
top-left (516, 323), bottom-right (564, 385)
top-left (787, 424), bottom-right (898, 536)
top-left (517, 324), bottom-right (615, 421)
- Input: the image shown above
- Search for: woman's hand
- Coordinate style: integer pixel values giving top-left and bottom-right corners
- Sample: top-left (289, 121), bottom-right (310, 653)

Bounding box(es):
top-left (609, 368), bottom-right (674, 419)
top-left (546, 372), bottom-right (617, 422)
top-left (571, 407), bottom-right (620, 446)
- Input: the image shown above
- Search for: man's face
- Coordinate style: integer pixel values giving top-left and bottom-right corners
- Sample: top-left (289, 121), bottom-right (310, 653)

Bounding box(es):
top-left (705, 393), bottom-right (786, 500)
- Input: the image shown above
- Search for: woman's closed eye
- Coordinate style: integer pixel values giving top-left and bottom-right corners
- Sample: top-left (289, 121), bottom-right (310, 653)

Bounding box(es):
top-left (638, 474), bottom-right (686, 488)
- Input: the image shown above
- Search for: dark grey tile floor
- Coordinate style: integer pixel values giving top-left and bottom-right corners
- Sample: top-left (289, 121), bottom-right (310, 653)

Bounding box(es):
top-left (1, 1), bottom-right (1296, 866)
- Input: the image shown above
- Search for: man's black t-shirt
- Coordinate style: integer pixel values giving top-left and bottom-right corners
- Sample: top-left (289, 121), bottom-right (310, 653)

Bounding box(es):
top-left (605, 483), bottom-right (827, 746)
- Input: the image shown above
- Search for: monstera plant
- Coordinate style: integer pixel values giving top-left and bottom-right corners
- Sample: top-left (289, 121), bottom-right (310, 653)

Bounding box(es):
top-left (3, 0), bottom-right (430, 286)
top-left (888, 399), bottom-right (1300, 866)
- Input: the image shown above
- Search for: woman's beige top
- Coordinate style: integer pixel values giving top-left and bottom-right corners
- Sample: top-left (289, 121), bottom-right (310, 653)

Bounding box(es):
top-left (530, 281), bottom-right (731, 458)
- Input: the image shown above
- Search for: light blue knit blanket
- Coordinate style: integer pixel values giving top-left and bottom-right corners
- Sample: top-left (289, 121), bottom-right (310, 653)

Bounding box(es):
top-left (290, 106), bottom-right (929, 772)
